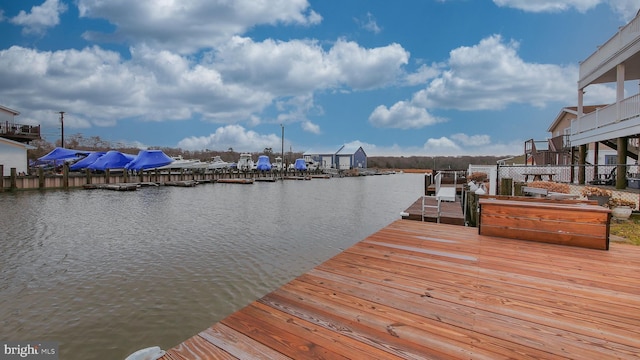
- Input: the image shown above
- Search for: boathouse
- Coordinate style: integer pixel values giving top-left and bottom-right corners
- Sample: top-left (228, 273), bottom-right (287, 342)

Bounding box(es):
top-left (303, 144), bottom-right (368, 170)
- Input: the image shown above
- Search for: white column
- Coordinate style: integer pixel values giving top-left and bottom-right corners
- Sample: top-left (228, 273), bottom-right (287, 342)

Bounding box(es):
top-left (616, 63), bottom-right (625, 122)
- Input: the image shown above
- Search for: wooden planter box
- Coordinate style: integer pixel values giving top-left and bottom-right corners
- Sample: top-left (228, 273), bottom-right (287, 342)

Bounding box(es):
top-left (479, 197), bottom-right (611, 250)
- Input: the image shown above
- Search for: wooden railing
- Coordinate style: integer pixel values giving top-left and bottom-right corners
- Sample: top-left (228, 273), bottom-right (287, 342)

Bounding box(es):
top-left (0, 121), bottom-right (41, 141)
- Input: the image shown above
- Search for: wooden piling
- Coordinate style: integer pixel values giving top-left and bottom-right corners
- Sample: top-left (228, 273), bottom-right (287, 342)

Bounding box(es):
top-left (10, 167), bottom-right (17, 190)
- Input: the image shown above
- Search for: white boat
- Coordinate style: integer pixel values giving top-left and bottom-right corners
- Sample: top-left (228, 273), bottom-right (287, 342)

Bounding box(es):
top-left (207, 156), bottom-right (230, 170)
top-left (156, 156), bottom-right (203, 170)
top-left (237, 153), bottom-right (254, 171)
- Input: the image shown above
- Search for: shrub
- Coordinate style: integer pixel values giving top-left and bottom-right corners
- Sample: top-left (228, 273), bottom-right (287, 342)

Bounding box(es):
top-left (608, 197), bottom-right (637, 209)
top-left (528, 181), bottom-right (570, 194)
top-left (468, 172), bottom-right (487, 182)
top-left (581, 186), bottom-right (612, 197)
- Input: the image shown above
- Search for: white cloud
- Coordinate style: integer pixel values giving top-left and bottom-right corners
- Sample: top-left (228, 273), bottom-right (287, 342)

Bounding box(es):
top-left (371, 34), bottom-right (579, 130)
top-left (404, 63), bottom-right (442, 86)
top-left (493, 0), bottom-right (600, 13)
top-left (450, 133), bottom-right (491, 146)
top-left (369, 101), bottom-right (445, 129)
top-left (301, 121), bottom-right (321, 134)
top-left (493, 0), bottom-right (640, 21)
top-left (356, 12), bottom-right (382, 34)
top-left (77, 0), bottom-right (322, 54)
top-left (416, 35), bottom-right (578, 110)
top-left (10, 0), bottom-right (67, 35)
top-left (420, 134), bottom-right (523, 156)
top-left (177, 124), bottom-right (282, 152)
top-left (608, 0), bottom-right (640, 22)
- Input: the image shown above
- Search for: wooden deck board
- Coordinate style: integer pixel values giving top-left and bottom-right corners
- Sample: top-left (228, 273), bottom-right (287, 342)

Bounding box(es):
top-left (159, 219), bottom-right (640, 360)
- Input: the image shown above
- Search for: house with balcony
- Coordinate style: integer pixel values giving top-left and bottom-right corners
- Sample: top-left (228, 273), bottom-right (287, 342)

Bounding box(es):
top-left (0, 105), bottom-right (40, 176)
top-left (573, 11), bottom-right (640, 188)
top-left (0, 105), bottom-right (41, 144)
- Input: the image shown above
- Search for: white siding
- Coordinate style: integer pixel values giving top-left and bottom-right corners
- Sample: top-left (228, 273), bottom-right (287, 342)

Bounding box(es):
top-left (0, 140), bottom-right (29, 176)
top-left (321, 156), bottom-right (333, 168)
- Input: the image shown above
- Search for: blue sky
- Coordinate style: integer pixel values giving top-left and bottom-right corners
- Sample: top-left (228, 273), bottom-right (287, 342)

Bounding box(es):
top-left (0, 0), bottom-right (638, 156)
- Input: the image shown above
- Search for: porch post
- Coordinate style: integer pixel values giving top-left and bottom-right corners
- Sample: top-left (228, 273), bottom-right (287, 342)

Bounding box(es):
top-left (616, 63), bottom-right (625, 121)
top-left (617, 137), bottom-right (628, 189)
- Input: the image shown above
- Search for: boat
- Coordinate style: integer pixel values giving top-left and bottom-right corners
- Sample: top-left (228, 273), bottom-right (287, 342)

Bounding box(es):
top-left (293, 158), bottom-right (307, 171)
top-left (207, 156), bottom-right (230, 170)
top-left (255, 155), bottom-right (272, 171)
top-left (237, 153), bottom-right (254, 171)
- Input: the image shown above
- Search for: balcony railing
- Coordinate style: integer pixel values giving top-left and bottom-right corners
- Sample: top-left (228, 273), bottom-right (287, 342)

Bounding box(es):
top-left (0, 121), bottom-right (41, 142)
top-left (580, 14), bottom-right (640, 83)
top-left (571, 94), bottom-right (640, 135)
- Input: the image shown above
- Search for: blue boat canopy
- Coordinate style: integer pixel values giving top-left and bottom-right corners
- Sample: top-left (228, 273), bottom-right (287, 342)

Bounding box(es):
top-left (38, 147), bottom-right (89, 162)
top-left (255, 155), bottom-right (272, 171)
top-left (69, 151), bottom-right (107, 171)
top-left (125, 150), bottom-right (173, 171)
top-left (294, 158), bottom-right (307, 171)
top-left (87, 151), bottom-right (136, 170)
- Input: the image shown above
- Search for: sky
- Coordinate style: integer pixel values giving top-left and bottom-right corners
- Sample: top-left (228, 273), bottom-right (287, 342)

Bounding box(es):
top-left (1, 0), bottom-right (639, 156)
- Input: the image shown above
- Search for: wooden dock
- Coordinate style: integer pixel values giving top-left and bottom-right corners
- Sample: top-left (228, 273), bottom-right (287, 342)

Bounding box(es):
top-left (158, 219), bottom-right (640, 359)
top-left (401, 196), bottom-right (465, 225)
top-left (216, 178), bottom-right (255, 184)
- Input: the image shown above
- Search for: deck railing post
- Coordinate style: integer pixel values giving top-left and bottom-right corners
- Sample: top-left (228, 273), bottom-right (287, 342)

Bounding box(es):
top-left (0, 165), bottom-right (4, 192)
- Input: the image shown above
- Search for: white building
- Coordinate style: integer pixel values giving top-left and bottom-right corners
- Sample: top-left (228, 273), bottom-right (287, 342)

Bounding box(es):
top-left (0, 137), bottom-right (34, 176)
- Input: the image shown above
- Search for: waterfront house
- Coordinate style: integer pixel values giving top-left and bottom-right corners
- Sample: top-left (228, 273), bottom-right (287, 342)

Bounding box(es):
top-left (0, 105), bottom-right (41, 144)
top-left (572, 11), bottom-right (640, 187)
top-left (0, 105), bottom-right (40, 176)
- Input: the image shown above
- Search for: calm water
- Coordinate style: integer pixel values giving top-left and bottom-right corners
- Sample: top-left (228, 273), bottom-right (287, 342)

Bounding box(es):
top-left (0, 173), bottom-right (422, 359)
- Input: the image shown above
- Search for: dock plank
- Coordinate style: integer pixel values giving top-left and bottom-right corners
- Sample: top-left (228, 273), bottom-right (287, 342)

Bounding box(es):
top-left (159, 220), bottom-right (640, 360)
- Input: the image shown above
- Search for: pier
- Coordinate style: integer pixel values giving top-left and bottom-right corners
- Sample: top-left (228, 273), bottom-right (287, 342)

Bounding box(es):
top-left (157, 219), bottom-right (640, 359)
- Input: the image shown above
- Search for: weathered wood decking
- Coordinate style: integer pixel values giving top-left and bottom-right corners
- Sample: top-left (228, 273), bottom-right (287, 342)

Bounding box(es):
top-left (159, 219), bottom-right (640, 359)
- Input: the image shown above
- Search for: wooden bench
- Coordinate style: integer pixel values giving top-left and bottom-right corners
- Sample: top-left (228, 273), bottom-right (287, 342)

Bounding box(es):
top-left (478, 196), bottom-right (611, 250)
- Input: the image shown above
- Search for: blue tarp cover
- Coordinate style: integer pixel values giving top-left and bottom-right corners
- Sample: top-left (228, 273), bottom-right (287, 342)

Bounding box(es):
top-left (294, 158), bottom-right (307, 171)
top-left (125, 150), bottom-right (173, 171)
top-left (69, 152), bottom-right (106, 171)
top-left (255, 155), bottom-right (272, 171)
top-left (38, 147), bottom-right (89, 162)
top-left (87, 151), bottom-right (136, 170)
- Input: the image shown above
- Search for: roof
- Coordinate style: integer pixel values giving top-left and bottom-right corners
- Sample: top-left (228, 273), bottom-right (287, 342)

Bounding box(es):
top-left (303, 147), bottom-right (341, 155)
top-left (0, 105), bottom-right (20, 116)
top-left (0, 136), bottom-right (35, 149)
top-left (547, 105), bottom-right (606, 133)
top-left (336, 145), bottom-right (366, 156)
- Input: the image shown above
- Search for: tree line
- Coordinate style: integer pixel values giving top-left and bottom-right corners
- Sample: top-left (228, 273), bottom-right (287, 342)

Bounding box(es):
top-left (28, 134), bottom-right (507, 170)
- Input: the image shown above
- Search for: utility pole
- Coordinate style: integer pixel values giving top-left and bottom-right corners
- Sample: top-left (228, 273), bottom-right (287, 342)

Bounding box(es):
top-left (281, 124), bottom-right (284, 178)
top-left (59, 111), bottom-right (65, 148)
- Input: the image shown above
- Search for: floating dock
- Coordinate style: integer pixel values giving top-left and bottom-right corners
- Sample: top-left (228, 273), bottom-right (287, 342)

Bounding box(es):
top-left (158, 219), bottom-right (640, 359)
top-left (216, 178), bottom-right (255, 184)
top-left (401, 196), bottom-right (465, 225)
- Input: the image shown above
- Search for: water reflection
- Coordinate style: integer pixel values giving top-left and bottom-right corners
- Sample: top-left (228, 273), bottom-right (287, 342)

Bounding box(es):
top-left (0, 173), bottom-right (422, 359)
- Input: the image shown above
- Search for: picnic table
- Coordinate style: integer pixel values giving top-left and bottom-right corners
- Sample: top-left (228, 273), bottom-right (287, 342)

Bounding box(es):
top-left (523, 173), bottom-right (555, 182)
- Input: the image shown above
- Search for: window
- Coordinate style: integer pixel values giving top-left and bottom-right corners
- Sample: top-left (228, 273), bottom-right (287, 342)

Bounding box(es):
top-left (604, 155), bottom-right (617, 165)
